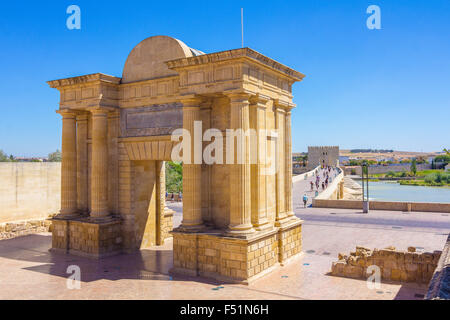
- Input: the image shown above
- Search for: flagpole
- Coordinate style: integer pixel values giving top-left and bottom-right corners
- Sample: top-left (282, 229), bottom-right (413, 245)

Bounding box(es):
top-left (241, 8), bottom-right (244, 48)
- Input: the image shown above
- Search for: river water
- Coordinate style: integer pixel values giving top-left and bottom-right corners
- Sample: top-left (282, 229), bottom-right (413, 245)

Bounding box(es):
top-left (356, 181), bottom-right (450, 203)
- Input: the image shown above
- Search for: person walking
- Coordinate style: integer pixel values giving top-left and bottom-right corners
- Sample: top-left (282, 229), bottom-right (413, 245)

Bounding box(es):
top-left (310, 181), bottom-right (314, 191)
top-left (303, 193), bottom-right (308, 208)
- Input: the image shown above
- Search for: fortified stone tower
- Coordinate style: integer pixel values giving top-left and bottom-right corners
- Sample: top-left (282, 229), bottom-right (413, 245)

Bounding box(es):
top-left (307, 146), bottom-right (339, 169)
top-left (48, 35), bottom-right (305, 283)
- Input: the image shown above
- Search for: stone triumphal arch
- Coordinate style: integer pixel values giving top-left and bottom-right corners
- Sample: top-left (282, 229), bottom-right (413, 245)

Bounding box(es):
top-left (49, 35), bottom-right (305, 283)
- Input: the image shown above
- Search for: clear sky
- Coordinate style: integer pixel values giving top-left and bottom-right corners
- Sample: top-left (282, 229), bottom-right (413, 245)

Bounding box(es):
top-left (0, 0), bottom-right (449, 157)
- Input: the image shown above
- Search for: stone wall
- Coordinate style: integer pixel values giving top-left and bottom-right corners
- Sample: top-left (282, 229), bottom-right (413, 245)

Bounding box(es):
top-left (0, 218), bottom-right (53, 240)
top-left (331, 246), bottom-right (441, 283)
top-left (161, 208), bottom-right (174, 243)
top-left (0, 163), bottom-right (61, 223)
top-left (307, 146), bottom-right (339, 169)
top-left (172, 222), bottom-right (302, 284)
top-left (52, 217), bottom-right (123, 258)
top-left (292, 165), bottom-right (320, 183)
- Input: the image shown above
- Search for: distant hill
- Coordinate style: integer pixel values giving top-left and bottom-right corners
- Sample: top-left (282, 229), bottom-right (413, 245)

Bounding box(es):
top-left (339, 149), bottom-right (439, 161)
top-left (350, 149), bottom-right (393, 153)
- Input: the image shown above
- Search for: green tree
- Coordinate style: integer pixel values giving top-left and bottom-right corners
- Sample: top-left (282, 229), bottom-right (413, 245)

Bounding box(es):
top-left (386, 171), bottom-right (395, 177)
top-left (165, 161), bottom-right (183, 193)
top-left (410, 159), bottom-right (417, 176)
top-left (0, 150), bottom-right (10, 162)
top-left (48, 149), bottom-right (62, 162)
top-left (435, 154), bottom-right (450, 164)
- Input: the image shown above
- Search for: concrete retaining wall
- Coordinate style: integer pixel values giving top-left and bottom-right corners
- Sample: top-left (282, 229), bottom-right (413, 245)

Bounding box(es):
top-left (0, 163), bottom-right (61, 223)
top-left (313, 199), bottom-right (450, 213)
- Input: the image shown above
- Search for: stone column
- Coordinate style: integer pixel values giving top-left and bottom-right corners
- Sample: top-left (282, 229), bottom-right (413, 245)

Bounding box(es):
top-left (226, 93), bottom-right (255, 236)
top-left (76, 113), bottom-right (88, 213)
top-left (285, 111), bottom-right (294, 218)
top-left (249, 96), bottom-right (270, 230)
top-left (58, 109), bottom-right (78, 216)
top-left (274, 105), bottom-right (289, 227)
top-left (180, 97), bottom-right (204, 231)
top-left (90, 108), bottom-right (109, 219)
top-left (200, 102), bottom-right (212, 225)
top-left (108, 111), bottom-right (120, 214)
top-left (156, 160), bottom-right (165, 244)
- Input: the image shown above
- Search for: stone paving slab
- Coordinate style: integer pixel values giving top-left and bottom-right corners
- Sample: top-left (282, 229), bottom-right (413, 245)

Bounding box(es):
top-left (0, 203), bottom-right (448, 300)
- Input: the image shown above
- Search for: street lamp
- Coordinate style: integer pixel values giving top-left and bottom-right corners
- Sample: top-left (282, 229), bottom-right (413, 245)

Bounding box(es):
top-left (361, 163), bottom-right (369, 213)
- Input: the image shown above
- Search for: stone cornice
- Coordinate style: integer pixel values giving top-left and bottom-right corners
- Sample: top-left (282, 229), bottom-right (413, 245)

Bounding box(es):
top-left (47, 73), bottom-right (121, 88)
top-left (166, 48), bottom-right (305, 82)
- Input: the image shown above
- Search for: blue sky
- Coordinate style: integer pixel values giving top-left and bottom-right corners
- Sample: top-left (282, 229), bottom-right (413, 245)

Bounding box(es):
top-left (0, 0), bottom-right (449, 157)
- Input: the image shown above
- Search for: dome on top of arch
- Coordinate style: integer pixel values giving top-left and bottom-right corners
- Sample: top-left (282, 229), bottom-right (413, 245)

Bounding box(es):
top-left (121, 35), bottom-right (204, 84)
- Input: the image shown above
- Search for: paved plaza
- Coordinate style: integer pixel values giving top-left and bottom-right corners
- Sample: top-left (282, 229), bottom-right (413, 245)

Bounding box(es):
top-left (1, 177), bottom-right (448, 300)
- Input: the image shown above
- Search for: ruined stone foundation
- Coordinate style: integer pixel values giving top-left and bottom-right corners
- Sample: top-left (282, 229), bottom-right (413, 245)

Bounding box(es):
top-left (331, 246), bottom-right (442, 284)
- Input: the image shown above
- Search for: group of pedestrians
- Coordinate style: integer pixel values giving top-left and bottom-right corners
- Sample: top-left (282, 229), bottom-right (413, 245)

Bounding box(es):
top-left (303, 165), bottom-right (337, 208)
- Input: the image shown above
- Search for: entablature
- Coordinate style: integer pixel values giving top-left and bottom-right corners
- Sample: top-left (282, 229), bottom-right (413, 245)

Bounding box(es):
top-left (165, 48), bottom-right (304, 103)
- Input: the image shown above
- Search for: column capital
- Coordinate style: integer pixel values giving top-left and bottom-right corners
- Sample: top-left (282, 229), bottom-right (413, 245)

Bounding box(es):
top-left (180, 95), bottom-right (203, 107)
top-left (108, 110), bottom-right (120, 119)
top-left (76, 112), bottom-right (89, 121)
top-left (273, 99), bottom-right (296, 110)
top-left (249, 94), bottom-right (271, 107)
top-left (87, 106), bottom-right (116, 116)
top-left (56, 109), bottom-right (77, 118)
top-left (223, 90), bottom-right (253, 103)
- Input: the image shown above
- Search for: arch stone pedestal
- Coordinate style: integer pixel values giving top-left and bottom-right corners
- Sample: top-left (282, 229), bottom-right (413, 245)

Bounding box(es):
top-left (48, 36), bottom-right (305, 282)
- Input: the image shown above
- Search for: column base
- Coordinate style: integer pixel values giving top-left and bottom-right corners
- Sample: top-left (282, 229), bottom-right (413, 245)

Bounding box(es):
top-left (274, 216), bottom-right (292, 228)
top-left (51, 216), bottom-right (123, 259)
top-left (285, 211), bottom-right (296, 218)
top-left (175, 222), bottom-right (206, 233)
top-left (54, 210), bottom-right (81, 220)
top-left (253, 218), bottom-right (272, 232)
top-left (171, 219), bottom-right (303, 284)
top-left (225, 223), bottom-right (256, 239)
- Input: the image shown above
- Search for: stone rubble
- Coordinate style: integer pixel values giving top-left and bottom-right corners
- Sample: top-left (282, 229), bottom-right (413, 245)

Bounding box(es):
top-left (331, 245), bottom-right (442, 283)
top-left (0, 216), bottom-right (54, 240)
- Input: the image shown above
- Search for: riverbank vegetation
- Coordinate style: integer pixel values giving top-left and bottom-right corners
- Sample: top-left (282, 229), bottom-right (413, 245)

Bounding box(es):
top-left (369, 168), bottom-right (450, 187)
top-left (399, 171), bottom-right (450, 187)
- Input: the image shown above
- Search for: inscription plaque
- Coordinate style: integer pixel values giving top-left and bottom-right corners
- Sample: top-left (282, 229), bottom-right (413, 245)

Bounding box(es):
top-left (120, 103), bottom-right (183, 137)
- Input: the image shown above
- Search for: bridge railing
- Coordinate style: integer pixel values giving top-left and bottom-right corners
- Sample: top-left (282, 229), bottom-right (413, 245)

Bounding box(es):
top-left (292, 165), bottom-right (320, 183)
